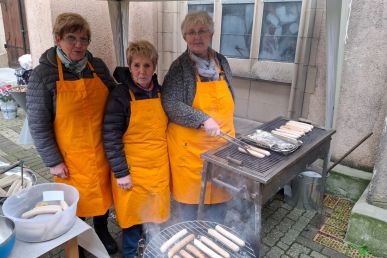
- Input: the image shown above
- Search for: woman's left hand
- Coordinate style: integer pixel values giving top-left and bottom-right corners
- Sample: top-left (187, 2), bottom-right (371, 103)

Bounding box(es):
top-left (117, 175), bottom-right (132, 190)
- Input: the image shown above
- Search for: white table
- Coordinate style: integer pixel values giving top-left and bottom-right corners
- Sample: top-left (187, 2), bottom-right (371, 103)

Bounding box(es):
top-left (8, 217), bottom-right (110, 258)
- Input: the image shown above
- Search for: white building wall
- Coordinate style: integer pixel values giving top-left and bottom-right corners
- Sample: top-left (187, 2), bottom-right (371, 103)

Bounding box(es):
top-left (23, 0), bottom-right (385, 170)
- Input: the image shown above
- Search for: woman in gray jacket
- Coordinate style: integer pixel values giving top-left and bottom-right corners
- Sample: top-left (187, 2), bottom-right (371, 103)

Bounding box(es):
top-left (26, 12), bottom-right (117, 256)
top-left (162, 11), bottom-right (235, 222)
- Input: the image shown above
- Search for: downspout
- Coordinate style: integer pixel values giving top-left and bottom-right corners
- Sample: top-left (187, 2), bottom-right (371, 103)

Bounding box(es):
top-left (287, 0), bottom-right (309, 119)
top-left (108, 0), bottom-right (129, 67)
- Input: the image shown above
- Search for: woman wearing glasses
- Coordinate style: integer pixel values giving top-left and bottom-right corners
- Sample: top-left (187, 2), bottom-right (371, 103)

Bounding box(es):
top-left (162, 11), bottom-right (235, 222)
top-left (26, 13), bottom-right (117, 255)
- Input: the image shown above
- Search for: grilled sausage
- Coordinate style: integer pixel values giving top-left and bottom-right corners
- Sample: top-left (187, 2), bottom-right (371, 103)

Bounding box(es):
top-left (215, 225), bottom-right (245, 247)
top-left (21, 205), bottom-right (63, 219)
top-left (199, 236), bottom-right (230, 258)
top-left (167, 234), bottom-right (195, 257)
top-left (208, 228), bottom-right (240, 252)
top-left (194, 239), bottom-right (223, 258)
top-left (186, 244), bottom-right (206, 258)
top-left (271, 130), bottom-right (299, 140)
top-left (180, 249), bottom-right (195, 258)
top-left (287, 121), bottom-right (313, 130)
top-left (160, 229), bottom-right (189, 253)
top-left (238, 147), bottom-right (265, 158)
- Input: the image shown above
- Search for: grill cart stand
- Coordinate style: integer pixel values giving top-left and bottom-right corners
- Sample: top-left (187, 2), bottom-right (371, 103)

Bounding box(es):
top-left (198, 117), bottom-right (335, 257)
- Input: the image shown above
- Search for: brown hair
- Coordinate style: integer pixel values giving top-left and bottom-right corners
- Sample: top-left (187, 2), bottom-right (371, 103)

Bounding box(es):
top-left (53, 12), bottom-right (91, 40)
top-left (181, 11), bottom-right (214, 36)
top-left (126, 40), bottom-right (158, 66)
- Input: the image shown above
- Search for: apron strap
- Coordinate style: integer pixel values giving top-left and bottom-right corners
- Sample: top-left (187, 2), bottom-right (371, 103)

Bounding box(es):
top-left (129, 89), bottom-right (136, 101)
top-left (56, 55), bottom-right (65, 82)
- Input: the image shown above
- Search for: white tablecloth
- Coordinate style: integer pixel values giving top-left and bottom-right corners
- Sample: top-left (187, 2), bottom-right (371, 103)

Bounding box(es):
top-left (8, 217), bottom-right (110, 258)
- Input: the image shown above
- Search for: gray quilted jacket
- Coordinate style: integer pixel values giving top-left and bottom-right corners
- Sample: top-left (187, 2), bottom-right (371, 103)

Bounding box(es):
top-left (26, 47), bottom-right (115, 167)
top-left (161, 49), bottom-right (234, 129)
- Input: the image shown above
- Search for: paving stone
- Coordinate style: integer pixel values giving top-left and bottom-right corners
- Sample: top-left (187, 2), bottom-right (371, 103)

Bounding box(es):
top-left (296, 235), bottom-right (324, 252)
top-left (263, 228), bottom-right (284, 246)
top-left (277, 217), bottom-right (296, 233)
top-left (281, 202), bottom-right (294, 210)
top-left (272, 207), bottom-right (289, 221)
top-left (266, 246), bottom-right (285, 258)
top-left (287, 208), bottom-right (305, 221)
top-left (280, 255), bottom-right (292, 258)
top-left (310, 250), bottom-right (329, 258)
top-left (277, 240), bottom-right (290, 251)
top-left (300, 254), bottom-right (313, 258)
top-left (281, 229), bottom-right (300, 245)
top-left (269, 199), bottom-right (284, 210)
top-left (264, 217), bottom-right (279, 234)
top-left (262, 243), bottom-right (271, 256)
top-left (286, 242), bottom-right (311, 257)
top-left (321, 247), bottom-right (349, 258)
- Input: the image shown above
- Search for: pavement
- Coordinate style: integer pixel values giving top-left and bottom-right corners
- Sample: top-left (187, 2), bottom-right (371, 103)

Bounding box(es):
top-left (0, 109), bottom-right (352, 258)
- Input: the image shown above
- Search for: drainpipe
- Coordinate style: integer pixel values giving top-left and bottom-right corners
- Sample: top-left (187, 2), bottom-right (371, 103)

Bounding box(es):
top-left (287, 0), bottom-right (309, 119)
top-left (108, 0), bottom-right (129, 67)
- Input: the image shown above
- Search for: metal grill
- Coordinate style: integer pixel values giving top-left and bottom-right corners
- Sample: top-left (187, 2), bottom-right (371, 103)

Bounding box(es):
top-left (203, 117), bottom-right (327, 183)
top-left (143, 220), bottom-right (255, 258)
top-left (198, 116), bottom-right (336, 257)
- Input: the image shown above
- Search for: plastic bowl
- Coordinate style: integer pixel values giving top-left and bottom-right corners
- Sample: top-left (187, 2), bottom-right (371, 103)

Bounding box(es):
top-left (2, 183), bottom-right (79, 242)
top-left (0, 216), bottom-right (15, 258)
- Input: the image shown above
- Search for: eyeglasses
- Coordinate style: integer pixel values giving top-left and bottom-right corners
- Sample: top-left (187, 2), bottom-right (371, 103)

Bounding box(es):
top-left (184, 29), bottom-right (210, 37)
top-left (62, 35), bottom-right (91, 46)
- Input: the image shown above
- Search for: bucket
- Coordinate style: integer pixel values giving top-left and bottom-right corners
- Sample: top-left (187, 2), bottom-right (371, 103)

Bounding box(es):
top-left (1, 101), bottom-right (17, 119)
top-left (284, 171), bottom-right (323, 211)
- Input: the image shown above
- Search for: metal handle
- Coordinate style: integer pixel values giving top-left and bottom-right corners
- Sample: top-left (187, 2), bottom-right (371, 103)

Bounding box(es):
top-left (0, 160), bottom-right (23, 174)
top-left (212, 176), bottom-right (246, 195)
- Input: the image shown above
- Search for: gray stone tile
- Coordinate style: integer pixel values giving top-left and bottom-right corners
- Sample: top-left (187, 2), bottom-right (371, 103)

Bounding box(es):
top-left (286, 242), bottom-right (311, 257)
top-left (266, 246), bottom-right (285, 258)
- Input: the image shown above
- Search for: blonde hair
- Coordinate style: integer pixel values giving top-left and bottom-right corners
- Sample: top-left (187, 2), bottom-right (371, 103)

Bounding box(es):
top-left (126, 40), bottom-right (158, 66)
top-left (53, 12), bottom-right (91, 40)
top-left (181, 11), bottom-right (214, 36)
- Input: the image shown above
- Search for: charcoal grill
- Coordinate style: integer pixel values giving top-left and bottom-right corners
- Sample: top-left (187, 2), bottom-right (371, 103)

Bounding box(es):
top-left (143, 220), bottom-right (255, 258)
top-left (198, 116), bottom-right (335, 257)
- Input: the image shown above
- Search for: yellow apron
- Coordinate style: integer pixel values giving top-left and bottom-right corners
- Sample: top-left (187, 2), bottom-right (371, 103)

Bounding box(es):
top-left (167, 65), bottom-right (235, 204)
top-left (54, 56), bottom-right (112, 217)
top-left (111, 90), bottom-right (170, 229)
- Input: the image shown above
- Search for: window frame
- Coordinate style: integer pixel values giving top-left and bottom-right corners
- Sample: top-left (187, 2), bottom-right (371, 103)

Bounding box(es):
top-left (183, 0), bottom-right (305, 83)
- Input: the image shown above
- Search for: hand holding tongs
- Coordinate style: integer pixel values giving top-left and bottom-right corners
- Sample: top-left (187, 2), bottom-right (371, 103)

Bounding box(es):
top-left (218, 131), bottom-right (254, 156)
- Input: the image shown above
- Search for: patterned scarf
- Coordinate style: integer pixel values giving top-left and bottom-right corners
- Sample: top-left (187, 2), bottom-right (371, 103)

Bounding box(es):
top-left (56, 47), bottom-right (88, 74)
top-left (189, 49), bottom-right (219, 81)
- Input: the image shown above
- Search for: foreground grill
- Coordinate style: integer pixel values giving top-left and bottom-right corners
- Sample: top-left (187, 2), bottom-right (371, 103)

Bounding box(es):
top-left (198, 116), bottom-right (336, 257)
top-left (144, 220), bottom-right (255, 258)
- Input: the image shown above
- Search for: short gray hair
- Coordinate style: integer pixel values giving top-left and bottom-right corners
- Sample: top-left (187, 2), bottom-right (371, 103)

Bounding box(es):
top-left (181, 11), bottom-right (214, 36)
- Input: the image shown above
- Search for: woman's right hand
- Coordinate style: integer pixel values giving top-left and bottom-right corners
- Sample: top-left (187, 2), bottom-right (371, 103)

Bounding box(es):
top-left (49, 162), bottom-right (69, 179)
top-left (203, 117), bottom-right (221, 136)
top-left (117, 175), bottom-right (132, 190)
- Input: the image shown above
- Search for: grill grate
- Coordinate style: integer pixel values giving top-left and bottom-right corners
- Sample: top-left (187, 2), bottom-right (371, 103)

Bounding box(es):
top-left (143, 221), bottom-right (256, 258)
top-left (213, 117), bottom-right (326, 176)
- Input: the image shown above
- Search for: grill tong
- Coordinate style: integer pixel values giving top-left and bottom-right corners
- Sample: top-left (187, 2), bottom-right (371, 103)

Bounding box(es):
top-left (218, 131), bottom-right (255, 156)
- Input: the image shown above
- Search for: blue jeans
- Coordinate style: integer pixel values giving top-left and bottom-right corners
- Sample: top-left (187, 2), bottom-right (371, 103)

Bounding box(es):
top-left (174, 202), bottom-right (227, 224)
top-left (122, 224), bottom-right (143, 258)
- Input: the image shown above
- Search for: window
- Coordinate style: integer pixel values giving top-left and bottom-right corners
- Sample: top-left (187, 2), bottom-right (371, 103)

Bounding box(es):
top-left (188, 1), bottom-right (214, 16)
top-left (220, 1), bottom-right (254, 58)
top-left (259, 0), bottom-right (302, 62)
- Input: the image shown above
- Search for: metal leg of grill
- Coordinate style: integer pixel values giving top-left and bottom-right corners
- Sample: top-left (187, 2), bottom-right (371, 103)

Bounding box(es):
top-left (198, 161), bottom-right (210, 220)
top-left (251, 182), bottom-right (262, 257)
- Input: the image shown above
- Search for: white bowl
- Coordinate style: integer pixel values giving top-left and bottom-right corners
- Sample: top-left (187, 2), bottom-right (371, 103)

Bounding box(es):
top-left (2, 183), bottom-right (79, 242)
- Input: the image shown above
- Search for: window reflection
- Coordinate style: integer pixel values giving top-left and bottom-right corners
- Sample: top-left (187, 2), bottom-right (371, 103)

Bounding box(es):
top-left (259, 1), bottom-right (302, 62)
top-left (188, 3), bottom-right (214, 16)
top-left (220, 3), bottom-right (254, 59)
